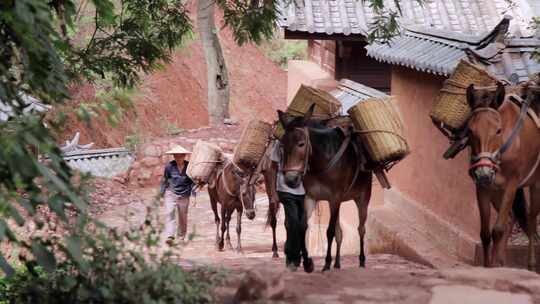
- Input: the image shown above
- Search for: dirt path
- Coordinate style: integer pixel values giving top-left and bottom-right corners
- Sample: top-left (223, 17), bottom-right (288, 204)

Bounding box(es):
top-left (97, 188), bottom-right (540, 304)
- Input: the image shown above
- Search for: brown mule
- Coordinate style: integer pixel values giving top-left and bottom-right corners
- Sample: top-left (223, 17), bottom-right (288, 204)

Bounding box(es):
top-left (208, 160), bottom-right (256, 252)
top-left (467, 83), bottom-right (540, 270)
top-left (259, 148), bottom-right (281, 258)
top-left (277, 105), bottom-right (373, 271)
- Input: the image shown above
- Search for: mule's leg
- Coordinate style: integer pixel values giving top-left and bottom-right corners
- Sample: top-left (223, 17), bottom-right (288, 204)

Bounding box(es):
top-left (476, 189), bottom-right (492, 267)
top-left (219, 206), bottom-right (227, 251)
top-left (334, 204), bottom-right (343, 269)
top-left (210, 195), bottom-right (221, 247)
top-left (270, 202), bottom-right (279, 258)
top-left (528, 185), bottom-right (540, 271)
top-left (491, 186), bottom-right (518, 267)
top-left (226, 209), bottom-right (234, 250)
top-left (322, 203), bottom-right (339, 272)
top-left (236, 207), bottom-right (243, 253)
top-left (355, 184), bottom-right (372, 268)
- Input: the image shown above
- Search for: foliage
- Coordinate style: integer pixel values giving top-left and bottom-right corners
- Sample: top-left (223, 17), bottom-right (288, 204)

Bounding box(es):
top-left (365, 0), bottom-right (425, 44)
top-left (259, 34), bottom-right (307, 69)
top-left (0, 206), bottom-right (224, 303)
top-left (0, 0), bottom-right (191, 276)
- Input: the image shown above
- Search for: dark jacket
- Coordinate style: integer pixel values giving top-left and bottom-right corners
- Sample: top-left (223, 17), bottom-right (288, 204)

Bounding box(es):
top-left (160, 160), bottom-right (194, 197)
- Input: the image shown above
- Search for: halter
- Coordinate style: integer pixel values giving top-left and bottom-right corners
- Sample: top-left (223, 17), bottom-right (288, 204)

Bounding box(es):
top-left (280, 126), bottom-right (360, 195)
top-left (469, 94), bottom-right (531, 175)
top-left (218, 162), bottom-right (255, 214)
top-left (281, 127), bottom-right (312, 176)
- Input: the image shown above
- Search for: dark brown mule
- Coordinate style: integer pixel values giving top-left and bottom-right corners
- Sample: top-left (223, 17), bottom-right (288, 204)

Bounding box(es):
top-left (467, 83), bottom-right (540, 269)
top-left (208, 160), bottom-right (256, 252)
top-left (259, 148), bottom-right (281, 258)
top-left (277, 105), bottom-right (372, 271)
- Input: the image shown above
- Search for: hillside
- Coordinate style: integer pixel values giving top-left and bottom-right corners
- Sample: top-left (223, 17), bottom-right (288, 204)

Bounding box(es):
top-left (58, 10), bottom-right (287, 148)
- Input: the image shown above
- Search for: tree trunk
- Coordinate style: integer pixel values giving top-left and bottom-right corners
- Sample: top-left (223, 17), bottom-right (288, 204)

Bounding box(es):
top-left (197, 0), bottom-right (230, 126)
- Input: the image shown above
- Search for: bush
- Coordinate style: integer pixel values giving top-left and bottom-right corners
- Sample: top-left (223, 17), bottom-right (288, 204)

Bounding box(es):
top-left (259, 33), bottom-right (307, 69)
top-left (0, 205), bottom-right (224, 304)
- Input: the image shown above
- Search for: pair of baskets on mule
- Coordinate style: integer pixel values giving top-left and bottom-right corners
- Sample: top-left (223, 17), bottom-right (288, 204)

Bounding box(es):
top-left (274, 84), bottom-right (410, 171)
top-left (430, 60), bottom-right (500, 159)
top-left (431, 59), bottom-right (499, 134)
top-left (187, 120), bottom-right (273, 185)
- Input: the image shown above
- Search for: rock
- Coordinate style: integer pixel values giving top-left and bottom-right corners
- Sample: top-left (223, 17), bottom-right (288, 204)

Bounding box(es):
top-left (142, 145), bottom-right (160, 157)
top-left (218, 142), bottom-right (235, 152)
top-left (429, 285), bottom-right (531, 304)
top-left (113, 176), bottom-right (126, 184)
top-left (233, 269), bottom-right (285, 302)
top-left (224, 118), bottom-right (238, 125)
top-left (141, 157), bottom-right (160, 167)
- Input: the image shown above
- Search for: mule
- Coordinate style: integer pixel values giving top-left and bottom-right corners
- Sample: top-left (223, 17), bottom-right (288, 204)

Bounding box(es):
top-left (466, 83), bottom-right (540, 269)
top-left (208, 160), bottom-right (256, 252)
top-left (259, 148), bottom-right (281, 258)
top-left (277, 105), bottom-right (373, 271)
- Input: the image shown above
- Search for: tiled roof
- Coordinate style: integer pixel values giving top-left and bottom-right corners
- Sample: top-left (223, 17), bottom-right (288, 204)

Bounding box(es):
top-left (0, 94), bottom-right (50, 122)
top-left (366, 20), bottom-right (540, 82)
top-left (278, 0), bottom-right (540, 37)
top-left (331, 79), bottom-right (388, 115)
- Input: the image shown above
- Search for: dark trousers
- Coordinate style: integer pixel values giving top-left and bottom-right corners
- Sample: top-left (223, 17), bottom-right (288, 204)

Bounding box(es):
top-left (277, 191), bottom-right (308, 265)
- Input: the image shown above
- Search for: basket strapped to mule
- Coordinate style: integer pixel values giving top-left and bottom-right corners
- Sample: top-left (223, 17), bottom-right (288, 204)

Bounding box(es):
top-left (347, 96), bottom-right (409, 166)
top-left (274, 85), bottom-right (342, 139)
top-left (233, 119), bottom-right (272, 171)
top-left (186, 140), bottom-right (223, 184)
top-left (431, 59), bottom-right (498, 132)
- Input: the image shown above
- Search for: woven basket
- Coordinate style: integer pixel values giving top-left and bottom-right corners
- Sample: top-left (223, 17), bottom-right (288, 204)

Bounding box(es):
top-left (273, 84), bottom-right (341, 139)
top-left (187, 140), bottom-right (223, 184)
top-left (348, 96), bottom-right (409, 164)
top-left (233, 119), bottom-right (272, 171)
top-left (431, 60), bottom-right (498, 131)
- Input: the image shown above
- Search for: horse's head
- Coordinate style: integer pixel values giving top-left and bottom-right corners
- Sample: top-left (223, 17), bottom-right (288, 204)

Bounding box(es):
top-left (240, 180), bottom-right (256, 220)
top-left (276, 104), bottom-right (315, 188)
top-left (466, 83), bottom-right (506, 186)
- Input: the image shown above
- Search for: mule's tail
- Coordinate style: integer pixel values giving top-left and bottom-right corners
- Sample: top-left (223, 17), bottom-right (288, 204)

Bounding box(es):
top-left (513, 188), bottom-right (528, 233)
top-left (266, 202), bottom-right (280, 229)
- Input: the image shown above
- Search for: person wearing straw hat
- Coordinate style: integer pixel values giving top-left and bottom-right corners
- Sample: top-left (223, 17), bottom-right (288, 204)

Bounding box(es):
top-left (160, 145), bottom-right (195, 245)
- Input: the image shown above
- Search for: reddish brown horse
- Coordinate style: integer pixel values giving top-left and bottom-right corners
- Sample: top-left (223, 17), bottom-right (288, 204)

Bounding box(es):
top-left (208, 160), bottom-right (256, 252)
top-left (467, 82), bottom-right (540, 269)
top-left (277, 105), bottom-right (373, 271)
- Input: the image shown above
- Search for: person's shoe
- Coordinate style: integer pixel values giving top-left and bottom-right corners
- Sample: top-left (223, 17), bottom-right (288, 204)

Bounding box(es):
top-left (303, 257), bottom-right (314, 273)
top-left (166, 237), bottom-right (175, 246)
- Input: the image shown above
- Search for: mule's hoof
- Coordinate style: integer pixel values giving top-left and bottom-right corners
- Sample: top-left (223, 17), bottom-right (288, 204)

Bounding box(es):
top-left (322, 265), bottom-right (331, 272)
top-left (333, 263), bottom-right (341, 269)
top-left (272, 252), bottom-right (279, 259)
top-left (303, 258), bottom-right (314, 273)
top-left (360, 261), bottom-right (366, 268)
top-left (528, 264), bottom-right (536, 271)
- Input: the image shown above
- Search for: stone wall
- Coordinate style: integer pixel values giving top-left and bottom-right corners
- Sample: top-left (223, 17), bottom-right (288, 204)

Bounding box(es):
top-left (121, 128), bottom-right (238, 187)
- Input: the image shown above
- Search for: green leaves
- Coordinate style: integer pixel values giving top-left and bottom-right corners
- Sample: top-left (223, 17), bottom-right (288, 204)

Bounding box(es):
top-left (31, 242), bottom-right (56, 273)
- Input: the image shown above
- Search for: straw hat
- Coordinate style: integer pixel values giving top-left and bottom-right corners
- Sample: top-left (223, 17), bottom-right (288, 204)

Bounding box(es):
top-left (165, 145), bottom-right (192, 155)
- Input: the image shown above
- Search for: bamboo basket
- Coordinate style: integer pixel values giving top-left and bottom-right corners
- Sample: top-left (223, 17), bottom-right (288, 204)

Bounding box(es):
top-left (273, 84), bottom-right (342, 139)
top-left (233, 119), bottom-right (272, 171)
top-left (348, 96), bottom-right (409, 164)
top-left (431, 59), bottom-right (498, 131)
top-left (187, 140), bottom-right (223, 184)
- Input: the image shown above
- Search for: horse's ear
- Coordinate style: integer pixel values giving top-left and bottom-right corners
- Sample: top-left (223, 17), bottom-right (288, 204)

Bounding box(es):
top-left (277, 110), bottom-right (293, 129)
top-left (494, 82), bottom-right (506, 109)
top-left (467, 84), bottom-right (476, 109)
top-left (303, 104), bottom-right (315, 122)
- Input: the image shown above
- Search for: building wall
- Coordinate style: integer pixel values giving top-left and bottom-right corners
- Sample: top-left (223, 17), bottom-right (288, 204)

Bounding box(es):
top-left (308, 40), bottom-right (337, 76)
top-left (336, 41), bottom-right (392, 93)
top-left (387, 67), bottom-right (480, 240)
